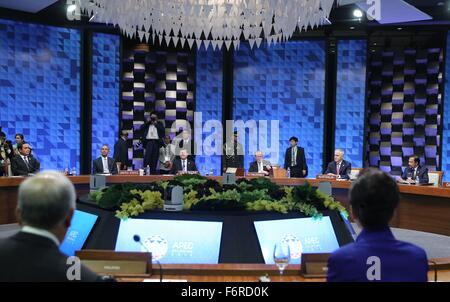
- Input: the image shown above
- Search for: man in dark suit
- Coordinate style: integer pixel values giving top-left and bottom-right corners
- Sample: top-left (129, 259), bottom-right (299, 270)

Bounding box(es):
top-left (139, 111), bottom-right (165, 174)
top-left (0, 171), bottom-right (99, 281)
top-left (11, 143), bottom-right (40, 176)
top-left (400, 155), bottom-right (429, 184)
top-left (170, 149), bottom-right (197, 175)
top-left (113, 129), bottom-right (130, 170)
top-left (283, 136), bottom-right (308, 178)
top-left (324, 149), bottom-right (352, 180)
top-left (327, 168), bottom-right (428, 282)
top-left (92, 144), bottom-right (118, 175)
top-left (248, 151), bottom-right (272, 176)
top-left (223, 131), bottom-right (244, 172)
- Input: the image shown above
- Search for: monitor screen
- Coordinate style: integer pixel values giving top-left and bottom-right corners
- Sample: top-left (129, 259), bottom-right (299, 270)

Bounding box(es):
top-left (60, 210), bottom-right (98, 256)
top-left (254, 216), bottom-right (340, 264)
top-left (115, 219), bottom-right (223, 264)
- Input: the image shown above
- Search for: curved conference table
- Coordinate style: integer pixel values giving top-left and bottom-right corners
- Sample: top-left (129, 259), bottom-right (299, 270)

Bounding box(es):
top-left (1, 175), bottom-right (450, 236)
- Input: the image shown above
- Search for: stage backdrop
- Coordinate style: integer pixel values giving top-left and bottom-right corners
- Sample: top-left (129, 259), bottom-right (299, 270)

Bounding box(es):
top-left (335, 39), bottom-right (367, 169)
top-left (233, 41), bottom-right (326, 177)
top-left (443, 31), bottom-right (450, 182)
top-left (0, 19), bottom-right (80, 172)
top-left (91, 33), bottom-right (120, 166)
top-left (366, 47), bottom-right (443, 175)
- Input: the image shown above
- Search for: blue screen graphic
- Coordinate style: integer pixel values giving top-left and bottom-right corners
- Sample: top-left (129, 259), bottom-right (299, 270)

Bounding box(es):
top-left (60, 210), bottom-right (98, 256)
top-left (115, 219), bottom-right (223, 264)
top-left (254, 216), bottom-right (340, 264)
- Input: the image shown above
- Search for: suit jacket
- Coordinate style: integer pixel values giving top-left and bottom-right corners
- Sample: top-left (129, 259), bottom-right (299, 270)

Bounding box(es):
top-left (327, 227), bottom-right (428, 282)
top-left (324, 160), bottom-right (352, 180)
top-left (284, 146), bottom-right (308, 177)
top-left (170, 158), bottom-right (197, 174)
top-left (113, 138), bottom-right (129, 167)
top-left (0, 232), bottom-right (99, 282)
top-left (401, 165), bottom-right (429, 184)
top-left (139, 121), bottom-right (165, 148)
top-left (93, 156), bottom-right (118, 175)
top-left (223, 142), bottom-right (244, 169)
top-left (248, 160), bottom-right (272, 174)
top-left (11, 154), bottom-right (40, 176)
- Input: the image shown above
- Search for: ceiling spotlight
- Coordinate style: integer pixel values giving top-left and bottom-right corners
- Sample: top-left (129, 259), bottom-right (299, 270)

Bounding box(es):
top-left (353, 9), bottom-right (363, 18)
top-left (350, 26), bottom-right (355, 30)
top-left (397, 27), bottom-right (403, 30)
top-left (67, 4), bottom-right (77, 14)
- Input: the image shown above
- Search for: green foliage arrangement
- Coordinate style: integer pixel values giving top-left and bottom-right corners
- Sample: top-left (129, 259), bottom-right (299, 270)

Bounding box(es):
top-left (89, 175), bottom-right (348, 220)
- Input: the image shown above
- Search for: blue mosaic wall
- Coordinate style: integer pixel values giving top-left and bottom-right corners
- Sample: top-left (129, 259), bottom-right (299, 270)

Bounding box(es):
top-left (443, 31), bottom-right (450, 181)
top-left (233, 41), bottom-right (326, 176)
top-left (0, 19), bottom-right (80, 172)
top-left (195, 48), bottom-right (223, 176)
top-left (335, 39), bottom-right (367, 168)
top-left (91, 32), bottom-right (120, 163)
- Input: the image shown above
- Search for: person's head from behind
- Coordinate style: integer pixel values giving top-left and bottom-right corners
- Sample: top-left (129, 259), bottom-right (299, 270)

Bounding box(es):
top-left (334, 149), bottom-right (344, 163)
top-left (350, 168), bottom-right (399, 230)
top-left (179, 149), bottom-right (188, 160)
top-left (408, 156), bottom-right (420, 169)
top-left (15, 133), bottom-right (24, 145)
top-left (18, 143), bottom-right (31, 157)
top-left (17, 171), bottom-right (76, 243)
top-left (100, 144), bottom-right (109, 157)
top-left (289, 136), bottom-right (298, 148)
top-left (255, 151), bottom-right (263, 163)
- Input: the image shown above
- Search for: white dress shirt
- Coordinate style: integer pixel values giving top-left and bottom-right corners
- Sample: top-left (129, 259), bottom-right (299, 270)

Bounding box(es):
top-left (291, 146), bottom-right (297, 166)
top-left (146, 124), bottom-right (159, 139)
top-left (257, 161), bottom-right (264, 173)
top-left (102, 156), bottom-right (110, 174)
top-left (22, 225), bottom-right (60, 246)
top-left (181, 159), bottom-right (188, 172)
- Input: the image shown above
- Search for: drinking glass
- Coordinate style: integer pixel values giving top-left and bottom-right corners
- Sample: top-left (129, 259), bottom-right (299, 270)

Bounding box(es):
top-left (273, 242), bottom-right (290, 276)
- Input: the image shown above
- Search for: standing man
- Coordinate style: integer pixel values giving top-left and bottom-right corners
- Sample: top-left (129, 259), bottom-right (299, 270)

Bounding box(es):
top-left (159, 135), bottom-right (176, 174)
top-left (92, 144), bottom-right (118, 175)
top-left (283, 136), bottom-right (308, 178)
top-left (13, 133), bottom-right (25, 156)
top-left (248, 151), bottom-right (272, 176)
top-left (400, 155), bottom-right (429, 184)
top-left (324, 149), bottom-right (352, 180)
top-left (223, 131), bottom-right (244, 172)
top-left (139, 111), bottom-right (165, 174)
top-left (113, 129), bottom-right (130, 171)
top-left (11, 143), bottom-right (40, 176)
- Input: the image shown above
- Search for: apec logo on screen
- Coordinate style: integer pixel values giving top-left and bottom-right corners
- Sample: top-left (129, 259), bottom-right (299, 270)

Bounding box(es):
top-left (254, 216), bottom-right (340, 264)
top-left (60, 210), bottom-right (98, 256)
top-left (115, 219), bottom-right (223, 264)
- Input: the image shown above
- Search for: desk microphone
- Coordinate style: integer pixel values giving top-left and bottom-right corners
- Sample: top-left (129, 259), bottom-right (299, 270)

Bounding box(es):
top-left (133, 234), bottom-right (163, 282)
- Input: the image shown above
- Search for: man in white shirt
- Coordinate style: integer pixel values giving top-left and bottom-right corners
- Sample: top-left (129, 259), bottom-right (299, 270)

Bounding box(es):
top-left (159, 135), bottom-right (175, 174)
top-left (92, 144), bottom-right (118, 175)
top-left (139, 111), bottom-right (165, 174)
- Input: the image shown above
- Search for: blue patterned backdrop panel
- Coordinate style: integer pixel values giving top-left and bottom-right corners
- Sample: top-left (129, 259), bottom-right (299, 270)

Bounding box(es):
top-left (443, 31), bottom-right (450, 182)
top-left (92, 33), bottom-right (120, 164)
top-left (233, 41), bottom-right (326, 177)
top-left (0, 19), bottom-right (80, 172)
top-left (335, 39), bottom-right (367, 168)
top-left (195, 48), bottom-right (223, 176)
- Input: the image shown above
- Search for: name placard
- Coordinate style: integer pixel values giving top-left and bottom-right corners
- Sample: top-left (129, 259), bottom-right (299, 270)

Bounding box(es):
top-left (118, 170), bottom-right (140, 175)
top-left (316, 174), bottom-right (337, 180)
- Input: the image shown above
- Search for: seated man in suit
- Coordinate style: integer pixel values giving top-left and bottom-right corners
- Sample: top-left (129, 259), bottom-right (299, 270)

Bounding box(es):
top-left (400, 155), bottom-right (429, 184)
top-left (93, 144), bottom-right (118, 175)
top-left (113, 129), bottom-right (130, 171)
top-left (248, 151), bottom-right (272, 176)
top-left (327, 168), bottom-right (428, 282)
top-left (0, 171), bottom-right (99, 281)
top-left (324, 148), bottom-right (352, 180)
top-left (283, 136), bottom-right (308, 178)
top-left (11, 143), bottom-right (40, 176)
top-left (170, 149), bottom-right (197, 175)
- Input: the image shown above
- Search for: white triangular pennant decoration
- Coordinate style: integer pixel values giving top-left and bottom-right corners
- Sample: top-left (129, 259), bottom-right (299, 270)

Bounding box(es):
top-left (225, 40), bottom-right (232, 50)
top-left (187, 38), bottom-right (195, 49)
top-left (165, 35), bottom-right (172, 46)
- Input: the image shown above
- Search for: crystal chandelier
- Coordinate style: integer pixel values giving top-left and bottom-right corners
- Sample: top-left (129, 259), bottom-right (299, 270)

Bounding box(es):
top-left (79, 0), bottom-right (336, 50)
